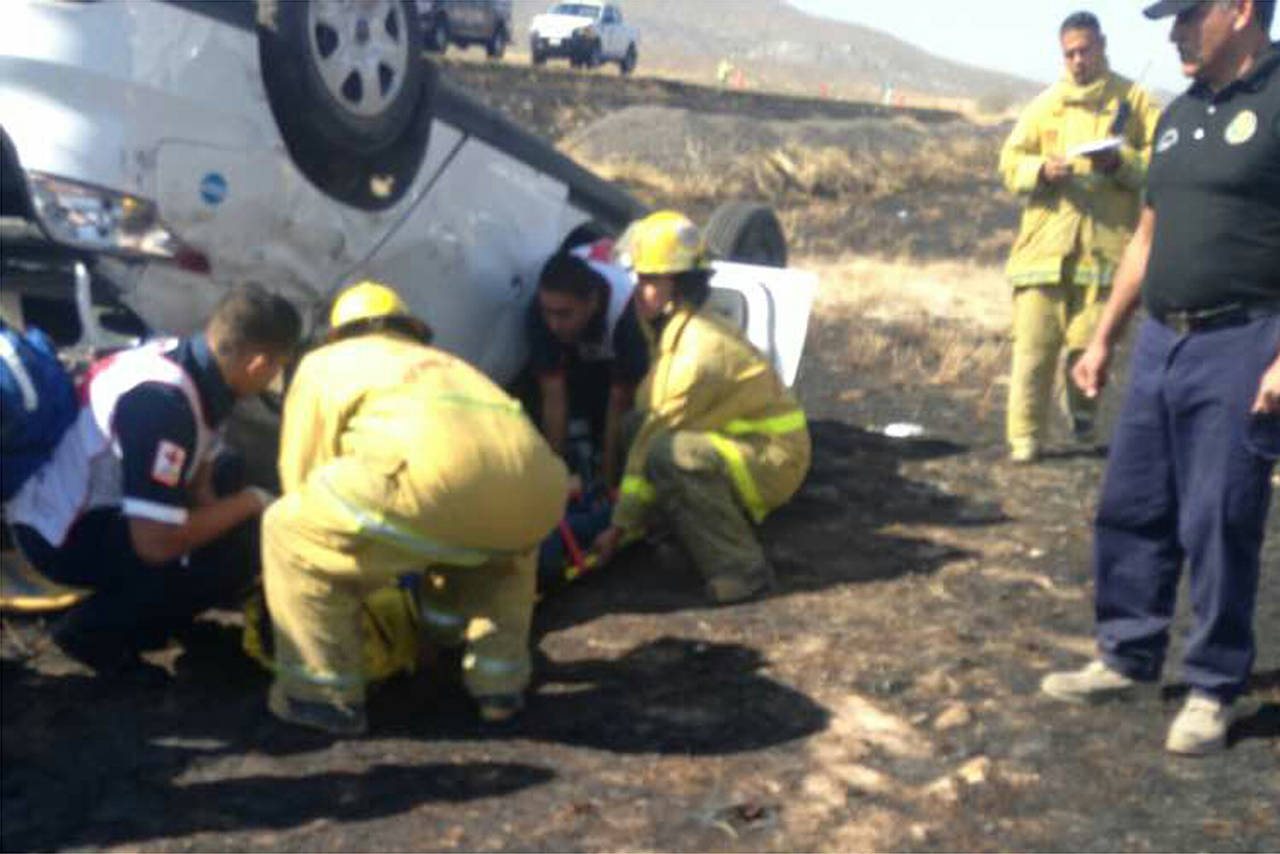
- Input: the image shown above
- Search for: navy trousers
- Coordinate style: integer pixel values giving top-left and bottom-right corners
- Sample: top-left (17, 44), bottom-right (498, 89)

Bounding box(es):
top-left (16, 508), bottom-right (259, 651)
top-left (1095, 314), bottom-right (1279, 701)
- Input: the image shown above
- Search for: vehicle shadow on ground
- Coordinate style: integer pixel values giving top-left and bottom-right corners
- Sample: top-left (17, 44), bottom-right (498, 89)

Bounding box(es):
top-left (374, 635), bottom-right (830, 755)
top-left (0, 636), bottom-right (553, 851)
top-left (536, 418), bottom-right (1003, 632)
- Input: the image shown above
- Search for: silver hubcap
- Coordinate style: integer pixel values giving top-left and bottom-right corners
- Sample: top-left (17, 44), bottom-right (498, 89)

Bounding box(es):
top-left (308, 0), bottom-right (410, 118)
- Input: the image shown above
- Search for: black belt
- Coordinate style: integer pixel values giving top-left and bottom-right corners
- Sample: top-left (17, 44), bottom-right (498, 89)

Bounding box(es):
top-left (1152, 302), bottom-right (1280, 335)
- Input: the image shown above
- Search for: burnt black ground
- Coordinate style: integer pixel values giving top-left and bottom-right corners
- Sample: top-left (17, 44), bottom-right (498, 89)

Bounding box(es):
top-left (2, 308), bottom-right (1276, 853)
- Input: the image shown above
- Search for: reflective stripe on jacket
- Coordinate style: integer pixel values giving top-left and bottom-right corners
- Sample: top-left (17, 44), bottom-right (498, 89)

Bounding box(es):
top-left (999, 70), bottom-right (1159, 288)
top-left (613, 305), bottom-right (811, 530)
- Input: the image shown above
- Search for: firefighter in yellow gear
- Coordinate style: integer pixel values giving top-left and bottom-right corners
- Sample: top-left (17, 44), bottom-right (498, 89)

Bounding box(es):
top-left (998, 12), bottom-right (1159, 462)
top-left (591, 212), bottom-right (810, 603)
top-left (262, 281), bottom-right (568, 734)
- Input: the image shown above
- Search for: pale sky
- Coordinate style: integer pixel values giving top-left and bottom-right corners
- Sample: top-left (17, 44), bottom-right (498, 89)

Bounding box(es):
top-left (786, 0), bottom-right (1206, 97)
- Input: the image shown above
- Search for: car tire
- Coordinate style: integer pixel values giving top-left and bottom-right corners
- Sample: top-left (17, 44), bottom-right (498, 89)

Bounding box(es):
top-left (257, 0), bottom-right (435, 211)
top-left (486, 25), bottom-right (507, 59)
top-left (704, 202), bottom-right (788, 268)
top-left (619, 44), bottom-right (636, 75)
top-left (587, 41), bottom-right (603, 69)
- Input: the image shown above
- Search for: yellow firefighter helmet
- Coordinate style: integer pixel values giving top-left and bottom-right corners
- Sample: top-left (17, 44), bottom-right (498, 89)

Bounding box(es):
top-left (625, 211), bottom-right (709, 276)
top-left (329, 280), bottom-right (409, 329)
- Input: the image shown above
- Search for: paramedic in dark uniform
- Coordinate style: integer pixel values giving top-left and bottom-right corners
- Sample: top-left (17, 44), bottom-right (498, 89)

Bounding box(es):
top-left (6, 284), bottom-right (301, 675)
top-left (527, 240), bottom-right (649, 488)
top-left (1041, 0), bottom-right (1279, 755)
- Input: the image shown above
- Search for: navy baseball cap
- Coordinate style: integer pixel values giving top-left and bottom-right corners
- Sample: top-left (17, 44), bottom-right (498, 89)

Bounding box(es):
top-left (1143, 0), bottom-right (1203, 19)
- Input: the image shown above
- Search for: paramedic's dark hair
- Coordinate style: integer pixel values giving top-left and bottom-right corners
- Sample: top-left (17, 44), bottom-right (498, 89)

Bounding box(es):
top-left (208, 283), bottom-right (302, 358)
top-left (673, 269), bottom-right (712, 308)
top-left (1059, 10), bottom-right (1102, 36)
top-left (538, 250), bottom-right (607, 302)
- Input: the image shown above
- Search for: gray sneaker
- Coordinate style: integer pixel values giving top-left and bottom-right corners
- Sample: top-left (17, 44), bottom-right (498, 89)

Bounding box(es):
top-left (1041, 659), bottom-right (1138, 703)
top-left (1165, 693), bottom-right (1249, 755)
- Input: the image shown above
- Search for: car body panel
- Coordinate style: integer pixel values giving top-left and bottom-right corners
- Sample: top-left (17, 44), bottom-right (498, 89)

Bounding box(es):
top-left (357, 133), bottom-right (577, 381)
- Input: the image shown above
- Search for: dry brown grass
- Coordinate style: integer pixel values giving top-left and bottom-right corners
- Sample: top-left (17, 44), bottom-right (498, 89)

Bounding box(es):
top-left (798, 255), bottom-right (1012, 420)
top-left (566, 131), bottom-right (995, 212)
top-left (803, 254), bottom-right (1010, 332)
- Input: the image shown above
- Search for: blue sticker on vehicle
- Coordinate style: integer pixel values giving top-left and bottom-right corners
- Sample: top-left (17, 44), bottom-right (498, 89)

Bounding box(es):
top-left (199, 172), bottom-right (227, 206)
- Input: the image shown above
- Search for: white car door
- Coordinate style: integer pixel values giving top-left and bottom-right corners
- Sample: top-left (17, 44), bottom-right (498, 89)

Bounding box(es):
top-left (705, 262), bottom-right (817, 388)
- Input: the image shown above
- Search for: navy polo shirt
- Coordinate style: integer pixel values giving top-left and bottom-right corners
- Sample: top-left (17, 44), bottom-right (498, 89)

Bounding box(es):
top-left (115, 336), bottom-right (235, 525)
top-left (1143, 44), bottom-right (1280, 316)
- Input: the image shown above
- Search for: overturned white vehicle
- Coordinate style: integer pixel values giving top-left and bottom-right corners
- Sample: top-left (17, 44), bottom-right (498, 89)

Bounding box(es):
top-left (0, 0), bottom-right (814, 464)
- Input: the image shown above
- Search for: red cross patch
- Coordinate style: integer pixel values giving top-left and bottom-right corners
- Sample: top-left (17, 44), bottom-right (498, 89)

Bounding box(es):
top-left (150, 440), bottom-right (187, 488)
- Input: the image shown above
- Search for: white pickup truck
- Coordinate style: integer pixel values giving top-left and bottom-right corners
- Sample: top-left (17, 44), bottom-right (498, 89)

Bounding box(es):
top-left (529, 2), bottom-right (638, 73)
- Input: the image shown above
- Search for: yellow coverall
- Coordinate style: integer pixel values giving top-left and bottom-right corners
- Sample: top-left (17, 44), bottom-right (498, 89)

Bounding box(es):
top-left (262, 331), bottom-right (568, 709)
top-left (998, 69), bottom-right (1158, 452)
top-left (612, 304), bottom-right (810, 587)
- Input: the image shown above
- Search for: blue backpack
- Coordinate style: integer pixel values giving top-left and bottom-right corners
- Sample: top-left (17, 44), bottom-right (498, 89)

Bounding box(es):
top-left (0, 321), bottom-right (78, 501)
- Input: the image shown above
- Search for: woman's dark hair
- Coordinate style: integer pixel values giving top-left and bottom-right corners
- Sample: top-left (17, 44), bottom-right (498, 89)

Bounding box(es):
top-left (327, 314), bottom-right (433, 346)
top-left (673, 269), bottom-right (712, 308)
top-left (538, 250), bottom-right (607, 301)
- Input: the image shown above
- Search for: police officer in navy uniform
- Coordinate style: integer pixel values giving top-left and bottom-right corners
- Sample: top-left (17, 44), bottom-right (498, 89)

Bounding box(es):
top-left (1041, 0), bottom-right (1279, 755)
top-left (6, 284), bottom-right (301, 676)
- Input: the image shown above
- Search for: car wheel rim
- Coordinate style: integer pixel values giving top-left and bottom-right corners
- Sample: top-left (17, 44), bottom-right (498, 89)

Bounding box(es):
top-left (308, 0), bottom-right (410, 119)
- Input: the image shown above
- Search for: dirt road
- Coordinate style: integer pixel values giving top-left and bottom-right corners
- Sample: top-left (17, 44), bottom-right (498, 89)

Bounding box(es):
top-left (2, 63), bottom-right (1277, 854)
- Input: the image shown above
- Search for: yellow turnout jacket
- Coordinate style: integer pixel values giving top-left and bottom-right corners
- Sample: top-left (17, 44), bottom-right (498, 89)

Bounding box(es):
top-left (279, 331), bottom-right (567, 553)
top-left (999, 70), bottom-right (1159, 288)
top-left (613, 304), bottom-right (811, 531)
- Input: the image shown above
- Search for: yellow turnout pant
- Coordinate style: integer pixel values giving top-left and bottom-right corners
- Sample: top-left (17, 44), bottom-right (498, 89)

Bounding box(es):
top-left (262, 455), bottom-right (560, 709)
top-left (1006, 279), bottom-right (1106, 452)
top-left (645, 430), bottom-right (767, 584)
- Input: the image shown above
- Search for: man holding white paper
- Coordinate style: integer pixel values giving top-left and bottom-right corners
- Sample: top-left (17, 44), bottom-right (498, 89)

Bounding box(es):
top-left (998, 11), bottom-right (1160, 463)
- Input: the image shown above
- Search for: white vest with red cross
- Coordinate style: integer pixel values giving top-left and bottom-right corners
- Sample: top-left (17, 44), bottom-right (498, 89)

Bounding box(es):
top-left (4, 340), bottom-right (215, 548)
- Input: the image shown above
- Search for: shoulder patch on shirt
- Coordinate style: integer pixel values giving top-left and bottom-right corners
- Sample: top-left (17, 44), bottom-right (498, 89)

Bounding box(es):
top-left (1225, 109), bottom-right (1258, 145)
top-left (1156, 126), bottom-right (1179, 153)
top-left (150, 440), bottom-right (187, 488)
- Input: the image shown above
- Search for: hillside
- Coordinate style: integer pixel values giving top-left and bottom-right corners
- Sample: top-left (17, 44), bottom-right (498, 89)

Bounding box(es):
top-left (511, 0), bottom-right (1043, 108)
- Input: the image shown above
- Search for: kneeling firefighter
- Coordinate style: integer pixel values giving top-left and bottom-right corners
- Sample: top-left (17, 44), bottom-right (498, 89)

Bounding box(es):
top-left (263, 282), bottom-right (568, 734)
top-left (591, 212), bottom-right (811, 603)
